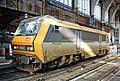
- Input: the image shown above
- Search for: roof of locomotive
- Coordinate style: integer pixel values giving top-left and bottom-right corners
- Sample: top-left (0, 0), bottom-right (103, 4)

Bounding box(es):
top-left (21, 15), bottom-right (57, 23)
top-left (23, 15), bottom-right (108, 35)
top-left (43, 16), bottom-right (108, 35)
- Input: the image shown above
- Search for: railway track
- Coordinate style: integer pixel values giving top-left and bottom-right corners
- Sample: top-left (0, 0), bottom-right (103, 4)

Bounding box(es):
top-left (69, 58), bottom-right (120, 81)
top-left (45, 55), bottom-right (118, 81)
top-left (13, 53), bottom-right (119, 81)
top-left (0, 65), bottom-right (30, 81)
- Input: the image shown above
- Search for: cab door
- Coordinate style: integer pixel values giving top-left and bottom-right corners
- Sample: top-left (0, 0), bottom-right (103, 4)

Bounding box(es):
top-left (43, 25), bottom-right (61, 62)
top-left (52, 26), bottom-right (61, 57)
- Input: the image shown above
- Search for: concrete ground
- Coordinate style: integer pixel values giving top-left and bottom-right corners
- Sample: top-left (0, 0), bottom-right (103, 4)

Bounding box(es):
top-left (0, 57), bottom-right (11, 65)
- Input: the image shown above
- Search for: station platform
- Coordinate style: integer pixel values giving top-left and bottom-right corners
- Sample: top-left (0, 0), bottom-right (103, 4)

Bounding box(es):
top-left (0, 57), bottom-right (12, 69)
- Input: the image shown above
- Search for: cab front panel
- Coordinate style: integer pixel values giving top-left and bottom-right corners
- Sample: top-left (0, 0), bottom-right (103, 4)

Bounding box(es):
top-left (12, 36), bottom-right (35, 54)
top-left (11, 35), bottom-right (37, 64)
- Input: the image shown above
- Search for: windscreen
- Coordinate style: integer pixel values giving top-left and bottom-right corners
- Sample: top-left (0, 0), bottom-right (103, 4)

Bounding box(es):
top-left (15, 17), bottom-right (42, 36)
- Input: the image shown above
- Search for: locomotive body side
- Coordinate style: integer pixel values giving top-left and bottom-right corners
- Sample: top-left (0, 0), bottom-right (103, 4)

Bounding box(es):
top-left (43, 18), bottom-right (109, 62)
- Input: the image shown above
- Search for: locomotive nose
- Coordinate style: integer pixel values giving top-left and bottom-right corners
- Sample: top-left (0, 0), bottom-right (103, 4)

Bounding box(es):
top-left (12, 36), bottom-right (35, 45)
top-left (11, 36), bottom-right (35, 56)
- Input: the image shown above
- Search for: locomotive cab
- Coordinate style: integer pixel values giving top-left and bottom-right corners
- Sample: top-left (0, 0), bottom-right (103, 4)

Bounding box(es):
top-left (10, 16), bottom-right (52, 72)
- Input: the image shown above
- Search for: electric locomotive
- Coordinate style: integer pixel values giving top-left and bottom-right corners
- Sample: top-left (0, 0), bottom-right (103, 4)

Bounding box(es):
top-left (7, 15), bottom-right (109, 72)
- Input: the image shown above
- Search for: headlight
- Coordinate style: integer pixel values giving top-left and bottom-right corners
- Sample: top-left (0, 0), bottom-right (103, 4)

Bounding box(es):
top-left (27, 46), bottom-right (33, 51)
top-left (14, 46), bottom-right (18, 49)
top-left (12, 45), bottom-right (34, 51)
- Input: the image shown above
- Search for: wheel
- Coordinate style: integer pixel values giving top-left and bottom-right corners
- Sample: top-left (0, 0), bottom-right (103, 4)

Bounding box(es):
top-left (58, 56), bottom-right (66, 67)
top-left (17, 62), bottom-right (43, 73)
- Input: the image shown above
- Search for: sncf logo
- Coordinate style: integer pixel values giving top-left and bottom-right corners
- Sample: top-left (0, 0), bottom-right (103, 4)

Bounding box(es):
top-left (25, 37), bottom-right (31, 41)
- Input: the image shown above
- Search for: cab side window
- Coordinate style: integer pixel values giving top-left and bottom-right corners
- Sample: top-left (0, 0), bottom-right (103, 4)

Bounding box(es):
top-left (44, 25), bottom-right (61, 42)
top-left (55, 26), bottom-right (59, 33)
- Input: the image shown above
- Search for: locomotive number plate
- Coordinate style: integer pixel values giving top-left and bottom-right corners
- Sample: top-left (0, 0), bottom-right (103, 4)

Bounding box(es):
top-left (21, 57), bottom-right (29, 64)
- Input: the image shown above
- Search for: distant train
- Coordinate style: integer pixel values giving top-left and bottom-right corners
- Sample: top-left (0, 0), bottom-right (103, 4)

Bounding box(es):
top-left (7, 15), bottom-right (109, 72)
